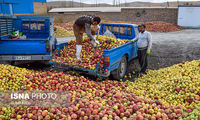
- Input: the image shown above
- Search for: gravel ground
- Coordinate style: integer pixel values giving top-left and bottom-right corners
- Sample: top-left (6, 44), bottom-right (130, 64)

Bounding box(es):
top-left (149, 29), bottom-right (200, 69)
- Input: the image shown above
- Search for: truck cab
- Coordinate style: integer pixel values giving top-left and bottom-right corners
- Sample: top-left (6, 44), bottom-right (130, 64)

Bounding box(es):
top-left (0, 16), bottom-right (56, 62)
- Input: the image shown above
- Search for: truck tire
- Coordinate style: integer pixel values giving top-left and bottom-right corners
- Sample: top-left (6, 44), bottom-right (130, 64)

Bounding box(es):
top-left (53, 38), bottom-right (57, 51)
top-left (10, 61), bottom-right (16, 65)
top-left (41, 60), bottom-right (50, 66)
top-left (111, 55), bottom-right (127, 80)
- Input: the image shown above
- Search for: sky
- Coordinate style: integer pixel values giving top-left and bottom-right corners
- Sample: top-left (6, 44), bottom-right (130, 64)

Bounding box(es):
top-left (47, 0), bottom-right (200, 4)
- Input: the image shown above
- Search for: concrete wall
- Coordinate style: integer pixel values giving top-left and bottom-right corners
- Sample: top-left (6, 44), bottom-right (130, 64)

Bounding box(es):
top-left (121, 8), bottom-right (178, 24)
top-left (34, 2), bottom-right (47, 14)
top-left (47, 7), bottom-right (178, 24)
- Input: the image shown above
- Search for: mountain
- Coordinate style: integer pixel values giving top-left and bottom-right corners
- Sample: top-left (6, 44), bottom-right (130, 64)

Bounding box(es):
top-left (47, 1), bottom-right (112, 10)
top-left (47, 1), bottom-right (200, 10)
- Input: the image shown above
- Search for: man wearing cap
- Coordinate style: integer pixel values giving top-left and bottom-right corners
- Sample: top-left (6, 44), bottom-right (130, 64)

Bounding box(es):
top-left (73, 15), bottom-right (101, 60)
top-left (131, 24), bottom-right (152, 74)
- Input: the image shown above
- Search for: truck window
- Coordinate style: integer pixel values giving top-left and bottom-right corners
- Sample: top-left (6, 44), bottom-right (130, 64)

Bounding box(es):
top-left (30, 23), bottom-right (37, 30)
top-left (127, 26), bottom-right (132, 36)
top-left (112, 25), bottom-right (119, 35)
top-left (101, 25), bottom-right (111, 34)
top-left (107, 25), bottom-right (111, 31)
top-left (134, 27), bottom-right (139, 37)
top-left (23, 23), bottom-right (29, 30)
top-left (120, 26), bottom-right (127, 35)
top-left (38, 23), bottom-right (45, 30)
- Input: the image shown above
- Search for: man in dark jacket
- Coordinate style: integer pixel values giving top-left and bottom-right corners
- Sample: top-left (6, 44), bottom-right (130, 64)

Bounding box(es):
top-left (73, 15), bottom-right (101, 60)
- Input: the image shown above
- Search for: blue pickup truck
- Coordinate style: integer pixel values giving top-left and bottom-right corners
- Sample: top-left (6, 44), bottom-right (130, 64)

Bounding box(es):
top-left (55, 23), bottom-right (139, 80)
top-left (0, 16), bottom-right (56, 63)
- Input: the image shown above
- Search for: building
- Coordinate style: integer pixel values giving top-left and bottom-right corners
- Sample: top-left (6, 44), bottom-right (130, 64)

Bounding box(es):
top-left (0, 0), bottom-right (47, 15)
top-left (178, 5), bottom-right (200, 28)
top-left (49, 7), bottom-right (122, 13)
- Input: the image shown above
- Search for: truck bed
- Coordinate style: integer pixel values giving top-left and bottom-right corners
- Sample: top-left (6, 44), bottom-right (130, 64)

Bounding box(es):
top-left (51, 41), bottom-right (137, 77)
top-left (0, 15), bottom-right (55, 61)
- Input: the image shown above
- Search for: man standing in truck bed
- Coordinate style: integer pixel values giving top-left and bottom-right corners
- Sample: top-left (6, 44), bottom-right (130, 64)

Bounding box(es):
top-left (73, 15), bottom-right (101, 60)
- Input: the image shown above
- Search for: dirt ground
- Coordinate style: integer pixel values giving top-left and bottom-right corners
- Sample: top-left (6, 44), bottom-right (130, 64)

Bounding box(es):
top-left (148, 29), bottom-right (200, 70)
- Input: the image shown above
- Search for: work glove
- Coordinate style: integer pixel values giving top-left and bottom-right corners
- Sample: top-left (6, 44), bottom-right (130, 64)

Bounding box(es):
top-left (92, 35), bottom-right (100, 45)
top-left (147, 50), bottom-right (151, 55)
top-left (91, 40), bottom-right (97, 48)
top-left (95, 39), bottom-right (100, 45)
top-left (97, 25), bottom-right (100, 30)
top-left (130, 39), bottom-right (136, 42)
top-left (91, 40), bottom-right (101, 48)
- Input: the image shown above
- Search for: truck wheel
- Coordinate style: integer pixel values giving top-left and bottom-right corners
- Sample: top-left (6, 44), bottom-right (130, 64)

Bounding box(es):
top-left (53, 38), bottom-right (57, 51)
top-left (42, 60), bottom-right (50, 65)
top-left (112, 56), bottom-right (127, 80)
top-left (10, 61), bottom-right (16, 65)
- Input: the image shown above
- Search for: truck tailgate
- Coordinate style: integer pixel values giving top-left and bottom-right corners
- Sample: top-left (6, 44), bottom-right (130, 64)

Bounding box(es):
top-left (0, 40), bottom-right (48, 55)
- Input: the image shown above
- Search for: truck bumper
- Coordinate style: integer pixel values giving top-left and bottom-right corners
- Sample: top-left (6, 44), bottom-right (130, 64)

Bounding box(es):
top-left (0, 55), bottom-right (52, 61)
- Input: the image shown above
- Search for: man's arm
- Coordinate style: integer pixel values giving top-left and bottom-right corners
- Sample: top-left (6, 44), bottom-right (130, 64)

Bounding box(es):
top-left (147, 32), bottom-right (152, 50)
top-left (85, 23), bottom-right (95, 41)
top-left (134, 36), bottom-right (139, 41)
top-left (131, 36), bottom-right (139, 42)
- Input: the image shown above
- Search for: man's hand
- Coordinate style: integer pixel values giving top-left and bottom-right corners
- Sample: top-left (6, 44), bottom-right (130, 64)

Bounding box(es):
top-left (130, 38), bottom-right (138, 42)
top-left (95, 40), bottom-right (100, 45)
top-left (147, 50), bottom-right (151, 55)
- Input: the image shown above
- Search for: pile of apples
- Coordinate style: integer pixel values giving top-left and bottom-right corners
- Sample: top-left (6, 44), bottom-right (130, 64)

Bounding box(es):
top-left (126, 60), bottom-right (200, 110)
top-left (180, 103), bottom-right (200, 120)
top-left (102, 20), bottom-right (183, 32)
top-left (55, 21), bottom-right (183, 33)
top-left (0, 58), bottom-right (200, 119)
top-left (0, 64), bottom-right (30, 91)
top-left (141, 21), bottom-right (183, 32)
top-left (0, 64), bottom-right (192, 120)
top-left (54, 26), bottom-right (74, 37)
top-left (52, 36), bottom-right (129, 70)
top-left (55, 22), bottom-right (73, 31)
top-left (54, 22), bottom-right (74, 37)
top-left (54, 20), bottom-right (183, 38)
